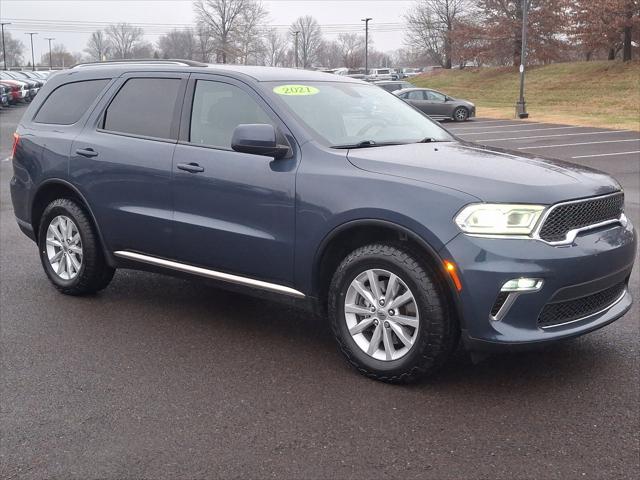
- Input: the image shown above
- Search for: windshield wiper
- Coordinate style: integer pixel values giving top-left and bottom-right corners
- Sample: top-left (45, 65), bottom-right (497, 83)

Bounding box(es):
top-left (332, 140), bottom-right (379, 149)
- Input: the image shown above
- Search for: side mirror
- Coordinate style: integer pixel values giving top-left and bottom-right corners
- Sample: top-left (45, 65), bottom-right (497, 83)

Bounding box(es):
top-left (231, 124), bottom-right (290, 159)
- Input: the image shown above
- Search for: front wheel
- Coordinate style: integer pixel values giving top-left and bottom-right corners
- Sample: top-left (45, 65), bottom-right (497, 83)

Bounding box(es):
top-left (453, 106), bottom-right (469, 122)
top-left (328, 243), bottom-right (458, 383)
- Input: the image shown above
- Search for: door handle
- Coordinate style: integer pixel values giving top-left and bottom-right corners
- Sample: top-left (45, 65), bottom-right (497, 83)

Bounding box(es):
top-left (75, 147), bottom-right (98, 158)
top-left (177, 162), bottom-right (205, 173)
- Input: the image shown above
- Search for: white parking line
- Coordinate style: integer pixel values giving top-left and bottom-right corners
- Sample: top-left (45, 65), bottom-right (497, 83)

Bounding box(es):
top-left (479, 130), bottom-right (632, 142)
top-left (461, 126), bottom-right (582, 136)
top-left (450, 122), bottom-right (543, 131)
top-left (518, 138), bottom-right (640, 149)
top-left (571, 150), bottom-right (640, 159)
top-left (458, 119), bottom-right (517, 125)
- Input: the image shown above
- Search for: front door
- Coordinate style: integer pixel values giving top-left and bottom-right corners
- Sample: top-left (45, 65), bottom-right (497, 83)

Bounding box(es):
top-left (171, 75), bottom-right (298, 285)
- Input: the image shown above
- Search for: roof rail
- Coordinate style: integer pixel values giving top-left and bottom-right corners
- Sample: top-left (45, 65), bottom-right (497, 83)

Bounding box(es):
top-left (72, 59), bottom-right (208, 68)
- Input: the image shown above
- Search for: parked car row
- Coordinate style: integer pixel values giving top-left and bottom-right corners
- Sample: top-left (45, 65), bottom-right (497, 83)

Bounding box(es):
top-left (0, 70), bottom-right (53, 108)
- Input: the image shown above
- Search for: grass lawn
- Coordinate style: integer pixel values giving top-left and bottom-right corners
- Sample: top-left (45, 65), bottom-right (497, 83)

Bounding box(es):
top-left (411, 61), bottom-right (640, 131)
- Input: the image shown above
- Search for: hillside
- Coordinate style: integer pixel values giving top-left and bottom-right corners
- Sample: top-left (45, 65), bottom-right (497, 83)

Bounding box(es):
top-left (411, 61), bottom-right (640, 130)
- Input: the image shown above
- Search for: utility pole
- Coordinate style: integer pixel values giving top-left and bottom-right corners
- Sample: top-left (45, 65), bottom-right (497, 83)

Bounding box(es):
top-left (361, 18), bottom-right (372, 76)
top-left (44, 37), bottom-right (54, 70)
top-left (293, 30), bottom-right (299, 68)
top-left (25, 32), bottom-right (37, 71)
top-left (515, 0), bottom-right (529, 119)
top-left (1, 22), bottom-right (11, 70)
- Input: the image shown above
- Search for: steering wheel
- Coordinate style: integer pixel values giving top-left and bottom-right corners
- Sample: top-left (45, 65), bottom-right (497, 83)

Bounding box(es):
top-left (356, 120), bottom-right (389, 137)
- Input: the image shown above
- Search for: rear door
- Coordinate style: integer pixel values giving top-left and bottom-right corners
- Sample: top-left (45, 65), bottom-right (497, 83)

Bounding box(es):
top-left (403, 90), bottom-right (431, 114)
top-left (70, 72), bottom-right (188, 257)
top-left (170, 74), bottom-right (298, 285)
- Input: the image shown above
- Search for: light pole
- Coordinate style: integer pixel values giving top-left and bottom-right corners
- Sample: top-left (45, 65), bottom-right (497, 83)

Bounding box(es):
top-left (293, 30), bottom-right (300, 68)
top-left (25, 32), bottom-right (37, 71)
top-left (361, 18), bottom-right (372, 76)
top-left (515, 0), bottom-right (529, 119)
top-left (1, 22), bottom-right (11, 70)
top-left (45, 37), bottom-right (54, 70)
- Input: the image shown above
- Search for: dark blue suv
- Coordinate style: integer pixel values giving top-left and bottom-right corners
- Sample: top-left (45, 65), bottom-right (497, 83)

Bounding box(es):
top-left (10, 61), bottom-right (636, 382)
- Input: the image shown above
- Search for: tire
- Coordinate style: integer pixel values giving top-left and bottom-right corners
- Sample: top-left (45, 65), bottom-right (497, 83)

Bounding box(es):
top-left (453, 106), bottom-right (469, 122)
top-left (328, 243), bottom-right (459, 383)
top-left (38, 198), bottom-right (114, 295)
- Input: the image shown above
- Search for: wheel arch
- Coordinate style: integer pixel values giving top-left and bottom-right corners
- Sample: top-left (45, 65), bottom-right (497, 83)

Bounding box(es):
top-left (30, 179), bottom-right (115, 267)
top-left (312, 219), bottom-right (463, 322)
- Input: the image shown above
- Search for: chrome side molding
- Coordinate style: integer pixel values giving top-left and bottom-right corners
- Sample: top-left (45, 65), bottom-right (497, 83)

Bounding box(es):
top-left (114, 251), bottom-right (306, 298)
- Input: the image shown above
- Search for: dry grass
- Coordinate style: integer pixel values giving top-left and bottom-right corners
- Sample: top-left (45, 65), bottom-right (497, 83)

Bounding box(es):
top-left (412, 61), bottom-right (640, 131)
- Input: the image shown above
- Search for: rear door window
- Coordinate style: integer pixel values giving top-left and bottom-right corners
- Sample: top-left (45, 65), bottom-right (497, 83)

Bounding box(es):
top-left (406, 90), bottom-right (425, 101)
top-left (34, 79), bottom-right (110, 125)
top-left (103, 78), bottom-right (182, 140)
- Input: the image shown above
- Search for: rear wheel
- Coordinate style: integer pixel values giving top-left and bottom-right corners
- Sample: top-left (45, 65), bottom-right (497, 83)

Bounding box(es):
top-left (38, 198), bottom-right (114, 295)
top-left (453, 106), bottom-right (469, 122)
top-left (328, 243), bottom-right (458, 383)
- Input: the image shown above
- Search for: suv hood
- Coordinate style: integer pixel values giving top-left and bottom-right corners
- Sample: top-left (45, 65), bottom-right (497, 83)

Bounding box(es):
top-left (347, 142), bottom-right (620, 204)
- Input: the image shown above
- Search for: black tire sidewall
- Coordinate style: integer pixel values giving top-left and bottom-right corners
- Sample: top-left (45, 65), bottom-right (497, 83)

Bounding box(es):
top-left (38, 203), bottom-right (88, 289)
top-left (454, 107), bottom-right (468, 121)
top-left (330, 245), bottom-right (449, 380)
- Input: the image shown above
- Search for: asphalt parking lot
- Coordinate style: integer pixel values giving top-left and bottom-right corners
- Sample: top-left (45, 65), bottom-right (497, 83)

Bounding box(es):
top-left (1, 104), bottom-right (638, 479)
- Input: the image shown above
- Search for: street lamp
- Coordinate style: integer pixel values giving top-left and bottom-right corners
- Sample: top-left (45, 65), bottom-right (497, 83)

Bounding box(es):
top-left (361, 18), bottom-right (372, 76)
top-left (515, 0), bottom-right (529, 119)
top-left (45, 37), bottom-right (55, 70)
top-left (293, 30), bottom-right (300, 68)
top-left (1, 22), bottom-right (11, 70)
top-left (25, 32), bottom-right (38, 71)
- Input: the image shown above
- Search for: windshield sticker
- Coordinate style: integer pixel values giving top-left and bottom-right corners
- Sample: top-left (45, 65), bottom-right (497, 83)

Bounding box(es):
top-left (273, 85), bottom-right (319, 96)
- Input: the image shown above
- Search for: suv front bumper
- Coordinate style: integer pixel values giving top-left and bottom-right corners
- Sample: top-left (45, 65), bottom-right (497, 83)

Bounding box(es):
top-left (442, 219), bottom-right (636, 352)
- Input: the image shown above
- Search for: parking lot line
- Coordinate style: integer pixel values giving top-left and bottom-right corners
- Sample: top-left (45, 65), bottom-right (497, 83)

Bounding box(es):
top-left (479, 130), bottom-right (632, 142)
top-left (571, 150), bottom-right (640, 159)
top-left (450, 122), bottom-right (543, 131)
top-left (518, 139), bottom-right (640, 149)
top-left (458, 119), bottom-right (517, 125)
top-left (461, 126), bottom-right (582, 136)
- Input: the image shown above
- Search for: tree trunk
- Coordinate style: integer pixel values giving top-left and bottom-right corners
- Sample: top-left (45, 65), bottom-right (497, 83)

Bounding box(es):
top-left (622, 26), bottom-right (632, 61)
top-left (608, 47), bottom-right (616, 60)
top-left (444, 26), bottom-right (452, 69)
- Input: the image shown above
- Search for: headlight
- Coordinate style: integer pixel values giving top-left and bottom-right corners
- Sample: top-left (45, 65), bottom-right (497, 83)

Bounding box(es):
top-left (455, 204), bottom-right (546, 235)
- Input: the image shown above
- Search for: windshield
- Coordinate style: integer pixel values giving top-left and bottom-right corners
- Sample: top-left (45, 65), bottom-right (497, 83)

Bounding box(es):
top-left (266, 81), bottom-right (453, 148)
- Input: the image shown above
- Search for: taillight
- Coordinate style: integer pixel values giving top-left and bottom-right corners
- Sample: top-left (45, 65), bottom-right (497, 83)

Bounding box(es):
top-left (11, 133), bottom-right (20, 159)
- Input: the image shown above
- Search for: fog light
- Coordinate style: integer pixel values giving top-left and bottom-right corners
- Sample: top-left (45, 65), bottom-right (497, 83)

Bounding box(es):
top-left (501, 278), bottom-right (543, 292)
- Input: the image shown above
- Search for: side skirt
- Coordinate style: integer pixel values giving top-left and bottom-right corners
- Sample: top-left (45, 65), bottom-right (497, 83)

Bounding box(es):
top-left (114, 250), bottom-right (306, 298)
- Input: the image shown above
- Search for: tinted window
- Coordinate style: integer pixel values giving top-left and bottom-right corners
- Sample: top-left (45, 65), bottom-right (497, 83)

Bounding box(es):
top-left (426, 91), bottom-right (446, 101)
top-left (190, 80), bottom-right (272, 149)
top-left (406, 90), bottom-right (425, 101)
top-left (34, 79), bottom-right (109, 125)
top-left (103, 78), bottom-right (181, 139)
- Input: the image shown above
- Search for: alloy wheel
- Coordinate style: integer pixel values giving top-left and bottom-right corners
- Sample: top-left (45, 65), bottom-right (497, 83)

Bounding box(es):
top-left (344, 269), bottom-right (420, 361)
top-left (46, 215), bottom-right (83, 280)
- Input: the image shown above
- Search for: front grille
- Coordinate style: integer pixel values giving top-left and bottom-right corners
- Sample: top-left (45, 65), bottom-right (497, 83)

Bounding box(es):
top-left (538, 192), bottom-right (624, 242)
top-left (538, 281), bottom-right (626, 328)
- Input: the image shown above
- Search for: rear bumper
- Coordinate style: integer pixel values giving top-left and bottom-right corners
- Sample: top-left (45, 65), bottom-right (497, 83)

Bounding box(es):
top-left (442, 219), bottom-right (636, 352)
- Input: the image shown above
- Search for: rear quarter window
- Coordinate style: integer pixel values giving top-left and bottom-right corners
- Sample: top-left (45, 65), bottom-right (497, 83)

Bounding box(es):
top-left (34, 79), bottom-right (110, 125)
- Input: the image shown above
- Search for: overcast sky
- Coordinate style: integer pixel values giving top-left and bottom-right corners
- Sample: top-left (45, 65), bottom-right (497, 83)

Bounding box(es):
top-left (1, 0), bottom-right (413, 60)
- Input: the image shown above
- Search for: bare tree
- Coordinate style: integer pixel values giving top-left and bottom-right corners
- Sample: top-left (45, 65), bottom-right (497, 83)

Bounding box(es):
top-left (194, 0), bottom-right (264, 63)
top-left (85, 30), bottom-right (111, 61)
top-left (40, 43), bottom-right (81, 68)
top-left (0, 32), bottom-right (25, 68)
top-left (105, 23), bottom-right (145, 59)
top-left (158, 29), bottom-right (197, 59)
top-left (337, 33), bottom-right (365, 68)
top-left (404, 0), bottom-right (469, 68)
top-left (236, 1), bottom-right (268, 64)
top-left (290, 15), bottom-right (323, 68)
top-left (264, 29), bottom-right (287, 66)
top-left (194, 23), bottom-right (218, 62)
